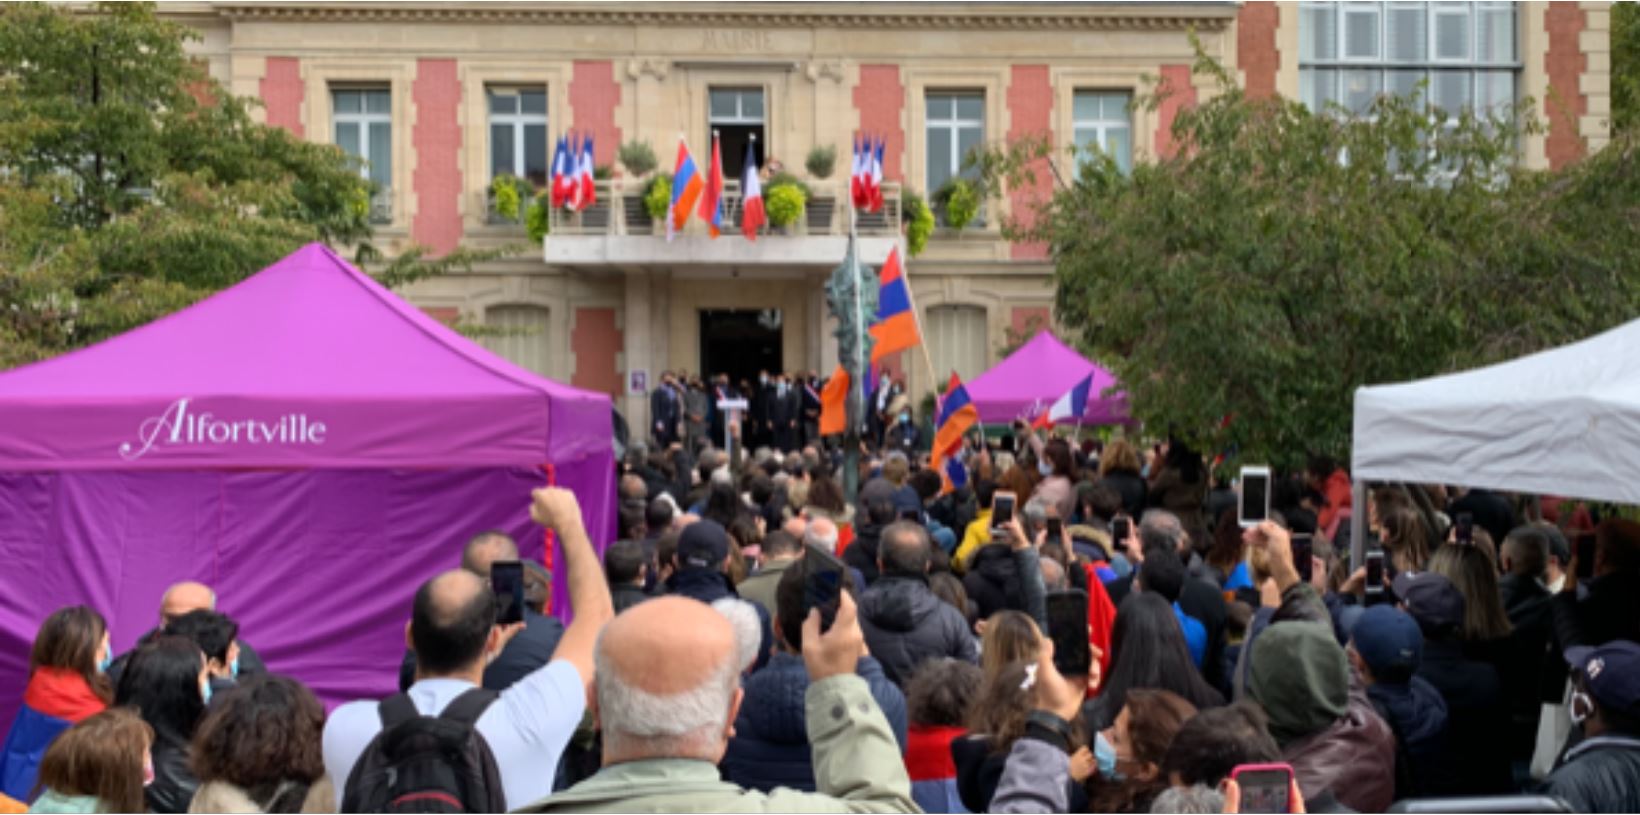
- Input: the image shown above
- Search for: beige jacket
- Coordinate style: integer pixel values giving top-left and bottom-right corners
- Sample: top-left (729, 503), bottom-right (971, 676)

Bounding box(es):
top-left (187, 778), bottom-right (334, 814)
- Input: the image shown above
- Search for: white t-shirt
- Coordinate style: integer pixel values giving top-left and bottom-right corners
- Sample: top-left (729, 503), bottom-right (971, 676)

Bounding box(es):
top-left (322, 660), bottom-right (586, 810)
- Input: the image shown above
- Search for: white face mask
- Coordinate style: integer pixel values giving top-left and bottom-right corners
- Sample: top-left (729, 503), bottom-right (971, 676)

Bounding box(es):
top-left (1570, 690), bottom-right (1594, 725)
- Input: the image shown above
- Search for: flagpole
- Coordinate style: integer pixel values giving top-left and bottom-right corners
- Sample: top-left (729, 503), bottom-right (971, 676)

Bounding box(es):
top-left (895, 248), bottom-right (942, 404)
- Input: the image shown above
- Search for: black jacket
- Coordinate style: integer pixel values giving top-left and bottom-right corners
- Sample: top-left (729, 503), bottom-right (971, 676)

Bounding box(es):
top-left (858, 575), bottom-right (979, 685)
top-left (399, 607), bottom-right (563, 691)
top-left (1366, 677), bottom-right (1452, 798)
top-left (1499, 572), bottom-right (1560, 757)
top-left (109, 631), bottom-right (267, 689)
top-left (611, 583), bottom-right (649, 615)
top-left (1449, 489), bottom-right (1517, 547)
top-left (1543, 733), bottom-right (1640, 813)
top-left (1416, 637), bottom-right (1513, 795)
top-left (650, 385), bottom-right (680, 439)
top-left (1552, 569), bottom-right (1640, 651)
top-left (846, 521), bottom-right (886, 586)
top-left (1098, 470), bottom-right (1148, 520)
top-left (964, 544), bottom-right (1025, 622)
top-left (145, 735), bottom-right (198, 813)
top-left (667, 568), bottom-right (773, 672)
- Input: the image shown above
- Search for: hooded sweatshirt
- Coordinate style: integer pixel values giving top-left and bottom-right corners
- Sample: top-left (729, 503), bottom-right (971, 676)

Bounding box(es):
top-left (858, 576), bottom-right (979, 685)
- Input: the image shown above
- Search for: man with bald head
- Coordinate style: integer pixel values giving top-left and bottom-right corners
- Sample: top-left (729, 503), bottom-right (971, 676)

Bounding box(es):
top-left (397, 530), bottom-right (567, 692)
top-left (517, 592), bottom-right (916, 812)
top-left (107, 580), bottom-right (267, 686)
top-left (857, 522), bottom-right (979, 685)
top-left (324, 488), bottom-right (613, 810)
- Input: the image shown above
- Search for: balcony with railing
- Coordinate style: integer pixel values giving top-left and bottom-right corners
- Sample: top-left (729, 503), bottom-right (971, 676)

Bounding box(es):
top-left (543, 178), bottom-right (904, 267)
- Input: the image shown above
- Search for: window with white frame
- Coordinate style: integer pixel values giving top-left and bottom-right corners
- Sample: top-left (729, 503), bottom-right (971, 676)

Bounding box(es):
top-left (332, 88), bottom-right (392, 189)
top-left (709, 87), bottom-right (765, 173)
top-left (1072, 91), bottom-right (1133, 174)
top-left (488, 87), bottom-right (548, 188)
top-left (925, 91), bottom-right (985, 195)
top-left (928, 305), bottom-right (988, 383)
top-left (1299, 2), bottom-right (1518, 122)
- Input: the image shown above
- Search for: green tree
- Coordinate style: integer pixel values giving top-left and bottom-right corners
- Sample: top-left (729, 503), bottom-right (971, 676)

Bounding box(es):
top-left (980, 46), bottom-right (1640, 469)
top-left (1615, 2), bottom-right (1638, 134)
top-left (0, 3), bottom-right (504, 369)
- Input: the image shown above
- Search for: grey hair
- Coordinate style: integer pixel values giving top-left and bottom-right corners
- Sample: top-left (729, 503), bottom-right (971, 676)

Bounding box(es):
top-left (884, 451), bottom-right (909, 465)
top-left (594, 627), bottom-right (740, 756)
top-left (804, 521), bottom-right (839, 551)
top-left (710, 467), bottom-right (734, 487)
top-left (1023, 496), bottom-right (1051, 524)
top-left (711, 598), bottom-right (763, 673)
top-left (1141, 508), bottom-right (1187, 546)
top-left (1150, 785), bottom-right (1224, 814)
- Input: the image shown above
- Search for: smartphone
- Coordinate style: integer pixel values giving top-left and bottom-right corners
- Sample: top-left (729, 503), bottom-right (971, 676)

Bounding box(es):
top-left (1365, 549), bottom-right (1386, 599)
top-left (1112, 516), bottom-right (1131, 544)
top-left (1455, 512), bottom-right (1474, 545)
top-left (1045, 590), bottom-right (1092, 676)
top-left (1290, 533), bottom-right (1313, 584)
top-left (490, 561), bottom-right (525, 626)
top-left (1239, 466), bottom-right (1271, 528)
top-left (803, 545), bottom-right (847, 633)
top-left (1230, 763), bottom-right (1295, 814)
top-left (1046, 517), bottom-right (1064, 539)
top-left (1574, 532), bottom-right (1596, 580)
top-left (992, 491), bottom-right (1016, 528)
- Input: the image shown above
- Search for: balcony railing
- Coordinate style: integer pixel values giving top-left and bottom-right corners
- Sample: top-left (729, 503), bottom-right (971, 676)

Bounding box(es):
top-left (547, 178), bottom-right (902, 239)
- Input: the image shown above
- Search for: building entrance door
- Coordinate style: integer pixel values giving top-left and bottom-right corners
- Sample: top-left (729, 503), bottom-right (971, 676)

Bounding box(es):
top-left (700, 309), bottom-right (782, 385)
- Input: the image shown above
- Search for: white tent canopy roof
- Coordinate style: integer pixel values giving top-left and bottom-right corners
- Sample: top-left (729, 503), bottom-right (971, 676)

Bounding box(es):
top-left (1352, 317), bottom-right (1640, 506)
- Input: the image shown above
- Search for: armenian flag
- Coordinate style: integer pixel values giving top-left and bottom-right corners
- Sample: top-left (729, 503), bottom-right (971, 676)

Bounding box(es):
top-left (667, 138), bottom-right (703, 241)
top-left (933, 373), bottom-right (979, 458)
top-left (698, 131), bottom-right (724, 238)
top-left (818, 365), bottom-right (850, 436)
top-left (868, 247), bottom-right (920, 367)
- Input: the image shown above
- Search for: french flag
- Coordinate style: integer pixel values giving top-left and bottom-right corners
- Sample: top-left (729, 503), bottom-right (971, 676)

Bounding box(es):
top-left (741, 141), bottom-right (765, 240)
top-left (868, 136), bottom-right (885, 213)
top-left (851, 134), bottom-right (869, 210)
top-left (550, 134), bottom-right (571, 209)
top-left (571, 134), bottom-right (596, 211)
top-left (1033, 374), bottom-right (1094, 430)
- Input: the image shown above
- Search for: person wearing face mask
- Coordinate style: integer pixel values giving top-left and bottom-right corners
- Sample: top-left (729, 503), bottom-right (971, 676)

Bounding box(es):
top-left (26, 707), bottom-right (153, 815)
top-left (1543, 640), bottom-right (1640, 812)
top-left (884, 406), bottom-right (921, 456)
top-left (162, 611), bottom-right (242, 705)
top-left (114, 636), bottom-right (210, 813)
top-left (0, 607), bottom-right (113, 805)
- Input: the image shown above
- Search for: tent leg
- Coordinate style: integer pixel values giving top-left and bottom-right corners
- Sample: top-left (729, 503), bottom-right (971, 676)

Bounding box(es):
top-left (1349, 478), bottom-right (1369, 572)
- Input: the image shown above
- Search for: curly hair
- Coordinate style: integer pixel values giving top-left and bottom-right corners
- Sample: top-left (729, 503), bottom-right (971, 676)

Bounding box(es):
top-left (904, 658), bottom-right (983, 727)
top-left (191, 675), bottom-right (326, 809)
top-left (966, 659), bottom-right (1033, 755)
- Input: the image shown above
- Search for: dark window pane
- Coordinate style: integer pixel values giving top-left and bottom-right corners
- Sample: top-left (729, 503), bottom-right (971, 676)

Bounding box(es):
top-left (524, 124), bottom-right (547, 185)
top-left (335, 122), bottom-right (360, 157)
top-left (368, 123), bottom-right (392, 186)
top-left (492, 124), bottom-right (514, 178)
top-left (927, 93), bottom-right (953, 121)
top-left (521, 89), bottom-right (547, 115)
top-left (489, 90), bottom-right (517, 116)
top-left (365, 89), bottom-right (391, 114)
top-left (956, 94), bottom-right (984, 120)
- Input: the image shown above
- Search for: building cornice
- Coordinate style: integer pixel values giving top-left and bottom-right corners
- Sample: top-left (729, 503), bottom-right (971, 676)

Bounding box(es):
top-left (211, 2), bottom-right (1234, 32)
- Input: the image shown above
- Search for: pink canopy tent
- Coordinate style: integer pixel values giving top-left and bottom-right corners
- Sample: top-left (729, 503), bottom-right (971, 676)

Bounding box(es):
top-left (964, 330), bottom-right (1129, 425)
top-left (0, 243), bottom-right (614, 720)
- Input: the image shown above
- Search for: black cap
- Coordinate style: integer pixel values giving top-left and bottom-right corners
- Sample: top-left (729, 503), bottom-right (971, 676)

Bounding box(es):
top-left (1392, 571), bottom-right (1465, 634)
top-left (1564, 641), bottom-right (1640, 717)
top-left (677, 520), bottom-right (730, 571)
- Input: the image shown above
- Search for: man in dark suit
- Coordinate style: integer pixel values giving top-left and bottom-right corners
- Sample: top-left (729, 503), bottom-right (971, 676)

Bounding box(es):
top-left (770, 374), bottom-right (802, 452)
top-left (650, 371), bottom-right (681, 448)
top-left (800, 371), bottom-right (822, 448)
top-left (749, 369), bottom-right (774, 451)
top-left (398, 531), bottom-right (563, 691)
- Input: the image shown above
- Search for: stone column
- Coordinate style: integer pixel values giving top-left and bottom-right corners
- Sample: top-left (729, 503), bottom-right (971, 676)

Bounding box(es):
top-left (623, 270), bottom-right (652, 437)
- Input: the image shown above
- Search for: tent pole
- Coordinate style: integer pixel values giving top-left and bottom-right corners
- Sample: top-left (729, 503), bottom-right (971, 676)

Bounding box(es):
top-left (1349, 478), bottom-right (1368, 572)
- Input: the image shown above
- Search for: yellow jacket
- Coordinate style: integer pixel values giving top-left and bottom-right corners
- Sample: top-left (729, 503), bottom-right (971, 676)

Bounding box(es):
top-left (955, 509), bottom-right (993, 573)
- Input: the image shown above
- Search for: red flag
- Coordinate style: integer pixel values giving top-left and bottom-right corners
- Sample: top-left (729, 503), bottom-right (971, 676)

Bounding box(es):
top-left (819, 366), bottom-right (850, 437)
top-left (741, 141), bottom-right (765, 241)
top-left (698, 132), bottom-right (724, 238)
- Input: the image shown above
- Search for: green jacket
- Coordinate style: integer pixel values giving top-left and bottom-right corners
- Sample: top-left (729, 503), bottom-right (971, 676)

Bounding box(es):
top-left (736, 557), bottom-right (797, 622)
top-left (514, 675), bottom-right (918, 813)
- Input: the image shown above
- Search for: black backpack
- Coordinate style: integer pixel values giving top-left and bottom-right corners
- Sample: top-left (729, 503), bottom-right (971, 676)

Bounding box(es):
top-left (341, 689), bottom-right (506, 814)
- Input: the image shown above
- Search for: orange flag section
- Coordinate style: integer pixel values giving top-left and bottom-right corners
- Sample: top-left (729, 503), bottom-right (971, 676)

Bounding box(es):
top-left (819, 366), bottom-right (851, 436)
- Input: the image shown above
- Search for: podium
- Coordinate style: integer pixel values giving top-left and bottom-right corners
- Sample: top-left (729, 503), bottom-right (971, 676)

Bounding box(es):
top-left (716, 398), bottom-right (749, 459)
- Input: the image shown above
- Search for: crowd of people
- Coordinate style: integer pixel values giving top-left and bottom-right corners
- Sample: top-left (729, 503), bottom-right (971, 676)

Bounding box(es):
top-left (3, 419), bottom-right (1640, 814)
top-left (648, 368), bottom-right (920, 455)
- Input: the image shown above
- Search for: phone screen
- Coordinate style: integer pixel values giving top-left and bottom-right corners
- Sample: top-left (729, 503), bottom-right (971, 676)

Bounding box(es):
top-left (992, 493), bottom-right (1016, 527)
top-left (1231, 766), bottom-right (1293, 814)
top-left (1455, 512), bottom-right (1474, 545)
top-left (1112, 517), bottom-right (1131, 544)
top-left (1365, 550), bottom-right (1385, 596)
top-left (1290, 534), bottom-right (1313, 584)
top-left (1575, 533), bottom-right (1597, 580)
top-left (490, 561), bottom-right (525, 626)
top-left (803, 545), bottom-right (846, 632)
top-left (1046, 590), bottom-right (1092, 676)
top-left (1046, 517), bottom-right (1063, 539)
top-left (1240, 468), bottom-right (1270, 528)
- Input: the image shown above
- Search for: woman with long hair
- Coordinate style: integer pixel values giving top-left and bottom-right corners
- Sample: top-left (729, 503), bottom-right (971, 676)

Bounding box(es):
top-left (29, 707), bottom-right (152, 814)
top-left (1089, 689), bottom-right (1199, 813)
top-left (1377, 505), bottom-right (1432, 575)
top-left (1097, 438), bottom-right (1148, 519)
top-left (979, 611), bottom-right (1041, 680)
top-left (1083, 592), bottom-right (1223, 733)
top-left (188, 676), bottom-right (331, 813)
top-left (1030, 437), bottom-right (1078, 523)
top-left (116, 636), bottom-right (208, 813)
top-left (1148, 437), bottom-right (1208, 547)
top-left (0, 606), bottom-right (112, 804)
top-left (1428, 536), bottom-right (1513, 643)
top-left (802, 475), bottom-right (856, 552)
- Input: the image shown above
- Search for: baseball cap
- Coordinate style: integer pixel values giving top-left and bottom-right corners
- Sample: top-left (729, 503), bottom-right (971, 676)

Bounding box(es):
top-left (677, 520), bottom-right (730, 571)
top-left (1564, 641), bottom-right (1640, 717)
top-left (1392, 571), bottom-right (1465, 635)
top-left (1350, 605), bottom-right (1424, 682)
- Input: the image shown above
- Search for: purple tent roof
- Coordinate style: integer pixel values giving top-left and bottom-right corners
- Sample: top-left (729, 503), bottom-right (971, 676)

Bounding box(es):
top-left (0, 243), bottom-right (610, 470)
top-left (964, 330), bottom-right (1129, 425)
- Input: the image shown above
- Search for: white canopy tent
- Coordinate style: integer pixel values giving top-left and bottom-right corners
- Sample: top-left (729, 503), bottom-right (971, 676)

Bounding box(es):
top-left (1347, 317), bottom-right (1640, 565)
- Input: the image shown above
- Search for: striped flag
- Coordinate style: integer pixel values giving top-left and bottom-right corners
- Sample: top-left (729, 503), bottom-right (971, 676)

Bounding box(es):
top-left (741, 141), bottom-right (765, 240)
top-left (698, 131), bottom-right (724, 238)
top-left (667, 138), bottom-right (703, 241)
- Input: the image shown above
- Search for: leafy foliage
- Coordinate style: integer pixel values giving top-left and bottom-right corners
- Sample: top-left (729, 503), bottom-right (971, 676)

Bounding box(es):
top-left (618, 139), bottom-right (657, 176)
top-left (525, 192), bottom-right (551, 243)
top-left (1616, 2), bottom-right (1638, 135)
top-left (805, 144), bottom-right (837, 179)
top-left (643, 174), bottom-right (672, 221)
top-left (903, 190), bottom-right (935, 257)
top-left (766, 183), bottom-right (806, 228)
top-left (490, 174), bottom-right (524, 221)
top-left (934, 179), bottom-right (980, 230)
top-left (976, 44), bottom-right (1640, 469)
top-left (0, 2), bottom-right (507, 368)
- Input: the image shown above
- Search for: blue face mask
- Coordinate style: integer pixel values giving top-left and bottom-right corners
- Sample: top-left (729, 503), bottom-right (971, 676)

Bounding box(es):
top-left (1039, 459), bottom-right (1054, 477)
top-left (229, 655), bottom-right (240, 679)
top-left (201, 680), bottom-right (212, 706)
top-left (97, 651), bottom-right (112, 674)
top-left (1094, 731), bottom-right (1124, 781)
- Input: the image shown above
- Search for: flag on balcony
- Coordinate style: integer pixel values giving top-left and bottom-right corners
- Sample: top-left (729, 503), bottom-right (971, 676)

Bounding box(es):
top-left (868, 136), bottom-right (886, 213)
top-left (698, 131), bottom-right (724, 238)
top-left (1031, 373), bottom-right (1095, 430)
top-left (868, 246), bottom-right (920, 367)
top-left (819, 365), bottom-right (850, 436)
top-left (550, 134), bottom-right (571, 209)
top-left (667, 138), bottom-right (703, 242)
top-left (741, 141), bottom-right (765, 241)
top-left (850, 134), bottom-right (868, 210)
top-left (570, 134), bottom-right (596, 212)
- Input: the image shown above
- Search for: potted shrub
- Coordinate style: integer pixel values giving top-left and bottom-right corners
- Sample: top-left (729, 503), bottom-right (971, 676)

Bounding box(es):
top-left (489, 174), bottom-right (527, 223)
top-left (640, 174), bottom-right (671, 233)
top-left (618, 139), bottom-right (658, 177)
top-left (933, 178), bottom-right (979, 230)
top-left (766, 182), bottom-right (806, 232)
top-left (805, 144), bottom-right (837, 179)
top-left (902, 190), bottom-right (935, 256)
top-left (525, 191), bottom-right (551, 242)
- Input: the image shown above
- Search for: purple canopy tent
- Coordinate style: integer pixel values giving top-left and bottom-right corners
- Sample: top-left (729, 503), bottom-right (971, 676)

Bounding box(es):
top-left (0, 243), bottom-right (614, 721)
top-left (964, 330), bottom-right (1129, 425)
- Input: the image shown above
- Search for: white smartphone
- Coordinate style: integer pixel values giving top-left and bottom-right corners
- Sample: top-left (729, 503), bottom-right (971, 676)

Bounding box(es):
top-left (1239, 465), bottom-right (1271, 529)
